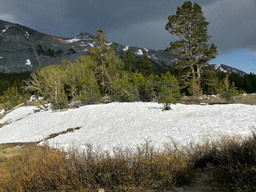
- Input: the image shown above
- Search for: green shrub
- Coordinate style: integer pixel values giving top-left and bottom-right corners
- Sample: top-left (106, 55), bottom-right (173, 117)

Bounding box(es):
top-left (218, 74), bottom-right (240, 103)
top-left (158, 72), bottom-right (181, 110)
top-left (0, 87), bottom-right (26, 110)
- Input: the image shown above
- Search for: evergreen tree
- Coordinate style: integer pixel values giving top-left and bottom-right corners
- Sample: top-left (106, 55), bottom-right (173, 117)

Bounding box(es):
top-left (165, 1), bottom-right (217, 95)
top-left (111, 72), bottom-right (138, 102)
top-left (158, 72), bottom-right (181, 110)
top-left (138, 55), bottom-right (153, 77)
top-left (130, 72), bottom-right (160, 101)
top-left (88, 29), bottom-right (110, 94)
top-left (1, 87), bottom-right (25, 110)
top-left (40, 65), bottom-right (68, 109)
top-left (218, 74), bottom-right (240, 103)
top-left (23, 63), bottom-right (45, 97)
top-left (76, 70), bottom-right (101, 104)
top-left (104, 45), bottom-right (124, 95)
top-left (123, 48), bottom-right (136, 72)
top-left (63, 55), bottom-right (98, 102)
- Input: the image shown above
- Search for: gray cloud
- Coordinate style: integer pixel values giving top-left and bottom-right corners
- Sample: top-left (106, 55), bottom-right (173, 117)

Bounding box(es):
top-left (0, 0), bottom-right (255, 53)
top-left (204, 0), bottom-right (256, 53)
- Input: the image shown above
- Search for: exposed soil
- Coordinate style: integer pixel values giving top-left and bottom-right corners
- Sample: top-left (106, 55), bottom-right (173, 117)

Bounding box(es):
top-left (170, 169), bottom-right (220, 192)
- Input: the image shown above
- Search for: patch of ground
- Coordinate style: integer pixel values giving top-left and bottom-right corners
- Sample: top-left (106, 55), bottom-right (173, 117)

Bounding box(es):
top-left (180, 93), bottom-right (256, 105)
top-left (170, 169), bottom-right (220, 192)
top-left (44, 127), bottom-right (82, 140)
top-left (0, 142), bottom-right (37, 159)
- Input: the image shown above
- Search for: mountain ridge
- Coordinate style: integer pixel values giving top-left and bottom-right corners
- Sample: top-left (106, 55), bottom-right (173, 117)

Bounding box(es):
top-left (0, 19), bottom-right (177, 73)
top-left (0, 19), bottom-right (246, 76)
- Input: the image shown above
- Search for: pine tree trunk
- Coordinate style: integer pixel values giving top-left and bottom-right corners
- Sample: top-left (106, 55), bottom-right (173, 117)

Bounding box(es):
top-left (196, 65), bottom-right (203, 95)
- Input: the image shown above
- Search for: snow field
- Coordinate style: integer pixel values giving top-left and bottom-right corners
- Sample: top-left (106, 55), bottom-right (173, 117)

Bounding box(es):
top-left (0, 102), bottom-right (255, 152)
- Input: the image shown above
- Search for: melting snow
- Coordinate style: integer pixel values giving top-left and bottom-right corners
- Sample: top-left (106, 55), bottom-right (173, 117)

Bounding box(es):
top-left (0, 102), bottom-right (255, 152)
top-left (25, 59), bottom-right (32, 67)
top-left (136, 49), bottom-right (143, 55)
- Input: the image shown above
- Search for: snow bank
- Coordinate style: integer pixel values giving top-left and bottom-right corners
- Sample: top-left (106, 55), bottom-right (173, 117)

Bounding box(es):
top-left (0, 103), bottom-right (255, 152)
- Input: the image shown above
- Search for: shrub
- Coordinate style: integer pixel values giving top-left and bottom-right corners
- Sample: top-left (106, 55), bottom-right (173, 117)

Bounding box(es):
top-left (187, 133), bottom-right (256, 192)
top-left (218, 74), bottom-right (240, 103)
top-left (158, 72), bottom-right (181, 110)
top-left (0, 143), bottom-right (192, 191)
top-left (0, 87), bottom-right (26, 110)
top-left (205, 133), bottom-right (256, 192)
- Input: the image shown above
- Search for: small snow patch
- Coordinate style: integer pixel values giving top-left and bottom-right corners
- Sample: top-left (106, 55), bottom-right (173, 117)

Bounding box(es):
top-left (136, 49), bottom-right (143, 55)
top-left (144, 48), bottom-right (149, 52)
top-left (123, 46), bottom-right (129, 51)
top-left (88, 43), bottom-right (94, 47)
top-left (65, 38), bottom-right (81, 43)
top-left (25, 31), bottom-right (29, 38)
top-left (214, 64), bottom-right (220, 69)
top-left (25, 59), bottom-right (32, 67)
top-left (0, 57), bottom-right (3, 59)
top-left (2, 27), bottom-right (9, 33)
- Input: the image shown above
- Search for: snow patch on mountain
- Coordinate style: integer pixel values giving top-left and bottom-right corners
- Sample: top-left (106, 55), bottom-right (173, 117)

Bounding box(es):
top-left (215, 64), bottom-right (246, 76)
top-left (25, 59), bottom-right (32, 67)
top-left (123, 46), bottom-right (129, 51)
top-left (25, 31), bottom-right (29, 38)
top-left (88, 43), bottom-right (94, 47)
top-left (2, 26), bottom-right (9, 33)
top-left (65, 38), bottom-right (81, 43)
top-left (136, 49), bottom-right (143, 55)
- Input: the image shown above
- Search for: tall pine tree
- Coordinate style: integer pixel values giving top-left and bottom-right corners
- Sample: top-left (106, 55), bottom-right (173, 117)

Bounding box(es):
top-left (88, 29), bottom-right (109, 94)
top-left (165, 1), bottom-right (217, 95)
top-left (123, 48), bottom-right (136, 72)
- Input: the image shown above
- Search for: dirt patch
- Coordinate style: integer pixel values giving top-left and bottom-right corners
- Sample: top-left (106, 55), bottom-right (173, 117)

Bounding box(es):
top-left (44, 127), bottom-right (82, 140)
top-left (170, 169), bottom-right (220, 192)
top-left (0, 142), bottom-right (37, 159)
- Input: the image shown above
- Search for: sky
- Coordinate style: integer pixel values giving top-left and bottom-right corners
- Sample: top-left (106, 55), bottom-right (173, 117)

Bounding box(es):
top-left (0, 0), bottom-right (255, 73)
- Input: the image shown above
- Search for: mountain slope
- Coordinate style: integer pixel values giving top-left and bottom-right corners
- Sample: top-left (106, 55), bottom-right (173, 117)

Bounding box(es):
top-left (214, 64), bottom-right (247, 76)
top-left (0, 19), bottom-right (176, 73)
top-left (0, 19), bottom-right (247, 76)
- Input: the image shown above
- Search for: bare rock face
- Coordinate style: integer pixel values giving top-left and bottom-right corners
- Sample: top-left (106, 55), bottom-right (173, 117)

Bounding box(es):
top-left (0, 19), bottom-right (176, 73)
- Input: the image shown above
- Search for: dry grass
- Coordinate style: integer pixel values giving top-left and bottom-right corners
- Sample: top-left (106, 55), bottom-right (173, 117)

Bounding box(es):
top-left (1, 133), bottom-right (256, 191)
top-left (204, 133), bottom-right (256, 192)
top-left (0, 142), bottom-right (192, 192)
top-left (180, 93), bottom-right (256, 105)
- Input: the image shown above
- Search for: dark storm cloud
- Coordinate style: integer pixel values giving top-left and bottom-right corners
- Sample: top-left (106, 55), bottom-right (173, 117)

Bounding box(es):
top-left (204, 0), bottom-right (256, 53)
top-left (0, 0), bottom-right (255, 52)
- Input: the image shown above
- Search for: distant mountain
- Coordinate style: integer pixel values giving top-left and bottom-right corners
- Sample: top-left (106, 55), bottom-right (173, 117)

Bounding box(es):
top-left (0, 19), bottom-right (176, 73)
top-left (0, 19), bottom-right (247, 76)
top-left (214, 64), bottom-right (247, 76)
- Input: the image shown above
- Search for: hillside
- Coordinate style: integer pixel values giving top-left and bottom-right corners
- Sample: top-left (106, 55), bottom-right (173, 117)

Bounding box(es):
top-left (0, 19), bottom-right (247, 76)
top-left (0, 19), bottom-right (176, 73)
